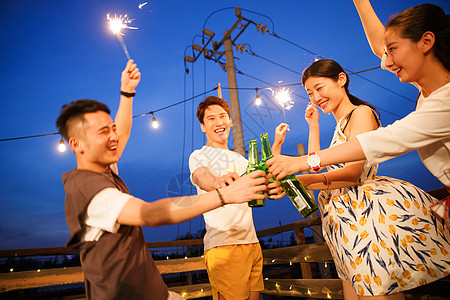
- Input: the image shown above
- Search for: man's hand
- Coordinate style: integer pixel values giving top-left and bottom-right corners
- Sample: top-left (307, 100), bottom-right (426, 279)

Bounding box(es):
top-left (220, 170), bottom-right (267, 204)
top-left (121, 59), bottom-right (141, 93)
top-left (213, 172), bottom-right (240, 189)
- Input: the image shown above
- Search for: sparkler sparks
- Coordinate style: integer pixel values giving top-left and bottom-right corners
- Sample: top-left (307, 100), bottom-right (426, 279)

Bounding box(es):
top-left (275, 87), bottom-right (294, 110)
top-left (138, 2), bottom-right (148, 9)
top-left (107, 13), bottom-right (137, 35)
top-left (106, 13), bottom-right (137, 60)
top-left (273, 87), bottom-right (294, 123)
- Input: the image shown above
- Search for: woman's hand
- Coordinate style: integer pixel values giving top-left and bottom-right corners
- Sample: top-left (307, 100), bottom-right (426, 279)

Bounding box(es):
top-left (305, 102), bottom-right (320, 127)
top-left (272, 123), bottom-right (290, 156)
top-left (266, 176), bottom-right (286, 199)
top-left (266, 155), bottom-right (305, 180)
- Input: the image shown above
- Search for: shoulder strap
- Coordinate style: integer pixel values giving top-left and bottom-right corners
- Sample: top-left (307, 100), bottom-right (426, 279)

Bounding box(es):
top-left (341, 105), bottom-right (381, 133)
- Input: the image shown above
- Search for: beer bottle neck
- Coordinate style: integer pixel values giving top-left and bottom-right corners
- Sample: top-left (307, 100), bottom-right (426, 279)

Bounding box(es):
top-left (261, 135), bottom-right (273, 162)
top-left (248, 140), bottom-right (260, 166)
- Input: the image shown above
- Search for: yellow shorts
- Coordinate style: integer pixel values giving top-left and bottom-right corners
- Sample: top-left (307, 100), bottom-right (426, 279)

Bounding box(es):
top-left (204, 243), bottom-right (264, 300)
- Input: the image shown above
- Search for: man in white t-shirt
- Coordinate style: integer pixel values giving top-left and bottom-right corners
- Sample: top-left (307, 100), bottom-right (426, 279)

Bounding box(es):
top-left (58, 61), bottom-right (267, 300)
top-left (189, 96), bottom-right (264, 300)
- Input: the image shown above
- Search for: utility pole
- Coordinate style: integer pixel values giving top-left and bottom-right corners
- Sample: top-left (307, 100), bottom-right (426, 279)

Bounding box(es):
top-left (184, 7), bottom-right (270, 157)
top-left (223, 30), bottom-right (245, 156)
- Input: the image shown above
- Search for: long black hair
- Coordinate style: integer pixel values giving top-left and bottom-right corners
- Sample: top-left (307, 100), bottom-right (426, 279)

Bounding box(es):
top-left (302, 59), bottom-right (379, 116)
top-left (386, 4), bottom-right (450, 72)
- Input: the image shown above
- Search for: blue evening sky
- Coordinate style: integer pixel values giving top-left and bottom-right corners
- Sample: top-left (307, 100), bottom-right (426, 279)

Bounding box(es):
top-left (0, 0), bottom-right (448, 250)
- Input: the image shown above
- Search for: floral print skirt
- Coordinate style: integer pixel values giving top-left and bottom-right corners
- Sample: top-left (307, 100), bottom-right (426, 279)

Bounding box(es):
top-left (319, 176), bottom-right (450, 296)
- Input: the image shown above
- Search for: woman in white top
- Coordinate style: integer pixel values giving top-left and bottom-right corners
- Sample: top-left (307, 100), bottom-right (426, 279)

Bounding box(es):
top-left (267, 2), bottom-right (450, 216)
top-left (271, 58), bottom-right (450, 300)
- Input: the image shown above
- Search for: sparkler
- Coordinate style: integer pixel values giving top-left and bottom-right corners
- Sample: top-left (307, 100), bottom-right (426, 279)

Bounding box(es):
top-left (274, 87), bottom-right (294, 123)
top-left (138, 2), bottom-right (148, 9)
top-left (106, 13), bottom-right (137, 60)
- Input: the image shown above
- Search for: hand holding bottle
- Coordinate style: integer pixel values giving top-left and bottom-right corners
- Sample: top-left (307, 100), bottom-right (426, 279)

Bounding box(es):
top-left (266, 175), bottom-right (286, 199)
top-left (220, 170), bottom-right (267, 204)
top-left (266, 155), bottom-right (306, 181)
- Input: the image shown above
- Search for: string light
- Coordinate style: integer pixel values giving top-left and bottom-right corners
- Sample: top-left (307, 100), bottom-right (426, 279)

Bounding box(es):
top-left (255, 88), bottom-right (262, 106)
top-left (263, 278), bottom-right (338, 297)
top-left (152, 116), bottom-right (159, 129)
top-left (2, 73), bottom-right (404, 145)
top-left (10, 268), bottom-right (13, 273)
top-left (58, 138), bottom-right (66, 153)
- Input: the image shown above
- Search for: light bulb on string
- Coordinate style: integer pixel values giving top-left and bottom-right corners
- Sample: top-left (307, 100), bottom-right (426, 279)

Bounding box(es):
top-left (151, 115), bottom-right (159, 129)
top-left (58, 138), bottom-right (66, 153)
top-left (255, 88), bottom-right (262, 106)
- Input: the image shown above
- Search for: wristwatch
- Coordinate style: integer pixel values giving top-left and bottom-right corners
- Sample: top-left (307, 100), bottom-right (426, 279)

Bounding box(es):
top-left (307, 152), bottom-right (321, 172)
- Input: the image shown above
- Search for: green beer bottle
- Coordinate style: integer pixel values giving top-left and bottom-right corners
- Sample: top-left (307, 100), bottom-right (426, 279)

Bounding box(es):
top-left (280, 174), bottom-right (318, 218)
top-left (260, 133), bottom-right (318, 217)
top-left (260, 133), bottom-right (278, 199)
top-left (246, 139), bottom-right (265, 207)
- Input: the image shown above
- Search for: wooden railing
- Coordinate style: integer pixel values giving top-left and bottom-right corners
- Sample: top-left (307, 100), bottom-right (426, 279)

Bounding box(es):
top-left (1, 195), bottom-right (449, 300)
top-left (0, 217), bottom-right (342, 299)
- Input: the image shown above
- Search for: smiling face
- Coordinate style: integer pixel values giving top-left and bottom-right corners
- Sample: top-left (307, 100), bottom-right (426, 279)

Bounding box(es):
top-left (70, 111), bottom-right (119, 172)
top-left (200, 104), bottom-right (232, 149)
top-left (304, 73), bottom-right (347, 115)
top-left (384, 28), bottom-right (425, 83)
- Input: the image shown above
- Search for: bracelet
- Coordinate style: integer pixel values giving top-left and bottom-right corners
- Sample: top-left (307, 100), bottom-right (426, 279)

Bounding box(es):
top-left (321, 173), bottom-right (330, 190)
top-left (215, 189), bottom-right (226, 206)
top-left (120, 90), bottom-right (136, 98)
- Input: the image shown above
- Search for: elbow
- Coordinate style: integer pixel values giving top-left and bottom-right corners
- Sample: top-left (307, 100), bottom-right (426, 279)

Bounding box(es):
top-left (348, 173), bottom-right (363, 186)
top-left (145, 216), bottom-right (173, 228)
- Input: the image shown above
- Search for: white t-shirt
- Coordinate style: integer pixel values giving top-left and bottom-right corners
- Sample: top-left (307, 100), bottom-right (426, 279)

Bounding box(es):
top-left (81, 166), bottom-right (133, 242)
top-left (357, 82), bottom-right (450, 186)
top-left (189, 146), bottom-right (259, 250)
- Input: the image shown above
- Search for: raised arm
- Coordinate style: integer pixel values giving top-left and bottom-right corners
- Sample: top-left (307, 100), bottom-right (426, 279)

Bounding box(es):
top-left (271, 123), bottom-right (290, 156)
top-left (305, 102), bottom-right (321, 153)
top-left (297, 106), bottom-right (379, 190)
top-left (353, 0), bottom-right (385, 58)
top-left (117, 170), bottom-right (267, 227)
top-left (115, 60), bottom-right (141, 158)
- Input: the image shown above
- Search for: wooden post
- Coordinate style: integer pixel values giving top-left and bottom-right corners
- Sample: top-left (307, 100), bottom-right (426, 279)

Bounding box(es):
top-left (223, 30), bottom-right (245, 157)
top-left (297, 143), bottom-right (332, 279)
top-left (217, 83), bottom-right (222, 98)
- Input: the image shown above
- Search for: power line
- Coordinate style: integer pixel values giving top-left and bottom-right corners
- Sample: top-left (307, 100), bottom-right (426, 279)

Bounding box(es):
top-left (0, 88), bottom-right (218, 143)
top-left (267, 31), bottom-right (415, 104)
top-left (0, 76), bottom-right (405, 142)
top-left (234, 68), bottom-right (404, 119)
top-left (0, 132), bottom-right (59, 142)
